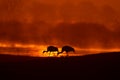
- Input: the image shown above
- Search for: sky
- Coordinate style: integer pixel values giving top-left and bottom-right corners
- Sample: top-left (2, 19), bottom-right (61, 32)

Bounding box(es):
top-left (0, 0), bottom-right (120, 50)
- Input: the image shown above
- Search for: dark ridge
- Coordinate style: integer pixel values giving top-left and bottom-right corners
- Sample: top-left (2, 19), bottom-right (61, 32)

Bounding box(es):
top-left (0, 51), bottom-right (119, 62)
top-left (0, 52), bottom-right (120, 78)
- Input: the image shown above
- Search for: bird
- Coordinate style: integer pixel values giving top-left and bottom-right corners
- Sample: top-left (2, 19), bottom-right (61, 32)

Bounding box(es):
top-left (43, 46), bottom-right (59, 56)
top-left (57, 46), bottom-right (75, 56)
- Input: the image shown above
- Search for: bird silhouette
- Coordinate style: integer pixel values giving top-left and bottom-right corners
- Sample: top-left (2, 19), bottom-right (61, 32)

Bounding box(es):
top-left (58, 46), bottom-right (75, 56)
top-left (43, 46), bottom-right (59, 56)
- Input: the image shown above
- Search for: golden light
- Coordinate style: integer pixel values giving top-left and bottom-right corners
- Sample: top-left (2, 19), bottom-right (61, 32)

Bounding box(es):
top-left (0, 42), bottom-right (120, 57)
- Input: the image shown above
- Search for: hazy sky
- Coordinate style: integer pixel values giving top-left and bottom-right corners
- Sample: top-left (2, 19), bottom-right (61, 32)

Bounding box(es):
top-left (0, 0), bottom-right (120, 49)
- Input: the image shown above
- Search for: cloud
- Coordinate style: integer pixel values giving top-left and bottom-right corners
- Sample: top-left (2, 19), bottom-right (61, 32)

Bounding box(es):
top-left (0, 20), bottom-right (119, 49)
top-left (0, 20), bottom-right (51, 44)
top-left (0, 0), bottom-right (120, 49)
top-left (0, 0), bottom-right (120, 23)
top-left (47, 22), bottom-right (120, 48)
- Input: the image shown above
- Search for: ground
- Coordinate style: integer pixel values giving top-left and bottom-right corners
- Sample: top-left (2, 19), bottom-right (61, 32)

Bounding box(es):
top-left (0, 52), bottom-right (120, 79)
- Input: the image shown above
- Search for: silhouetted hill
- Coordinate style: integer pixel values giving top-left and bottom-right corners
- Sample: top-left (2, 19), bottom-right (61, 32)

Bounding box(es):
top-left (0, 52), bottom-right (120, 78)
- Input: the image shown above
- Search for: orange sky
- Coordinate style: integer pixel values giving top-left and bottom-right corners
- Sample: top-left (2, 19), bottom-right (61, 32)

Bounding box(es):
top-left (0, 0), bottom-right (120, 52)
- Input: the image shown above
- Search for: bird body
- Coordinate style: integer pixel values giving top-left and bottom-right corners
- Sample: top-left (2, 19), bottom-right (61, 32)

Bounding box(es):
top-left (43, 46), bottom-right (59, 56)
top-left (58, 46), bottom-right (75, 56)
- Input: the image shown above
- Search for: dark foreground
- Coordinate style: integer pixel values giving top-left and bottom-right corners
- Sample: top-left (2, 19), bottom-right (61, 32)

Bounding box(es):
top-left (0, 52), bottom-right (120, 78)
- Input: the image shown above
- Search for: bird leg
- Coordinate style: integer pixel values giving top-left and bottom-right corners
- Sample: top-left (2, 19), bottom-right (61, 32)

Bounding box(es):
top-left (66, 52), bottom-right (69, 57)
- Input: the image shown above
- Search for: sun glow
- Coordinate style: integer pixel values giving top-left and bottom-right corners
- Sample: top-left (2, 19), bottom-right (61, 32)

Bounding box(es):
top-left (0, 43), bottom-right (61, 57)
top-left (0, 42), bottom-right (120, 57)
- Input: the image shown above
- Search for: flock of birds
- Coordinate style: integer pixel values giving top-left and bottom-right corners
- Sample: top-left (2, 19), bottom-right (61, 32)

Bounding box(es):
top-left (43, 46), bottom-right (75, 56)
